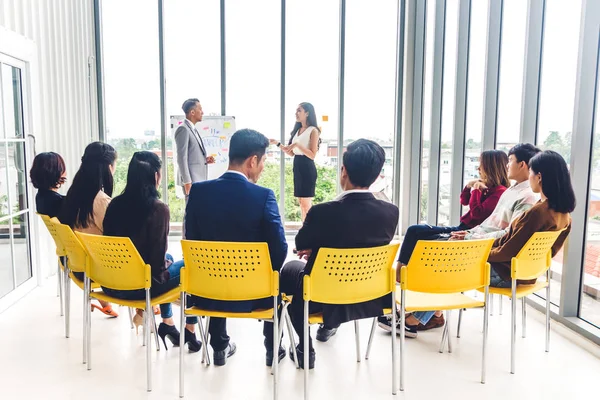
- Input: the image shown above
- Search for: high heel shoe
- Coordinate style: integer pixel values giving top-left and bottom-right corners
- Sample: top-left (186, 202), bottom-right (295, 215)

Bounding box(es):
top-left (184, 328), bottom-right (202, 353)
top-left (132, 313), bottom-right (144, 335)
top-left (158, 323), bottom-right (180, 350)
top-left (91, 302), bottom-right (119, 317)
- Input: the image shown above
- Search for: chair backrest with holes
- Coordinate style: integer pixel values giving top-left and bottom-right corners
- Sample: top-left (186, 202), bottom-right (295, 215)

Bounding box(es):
top-left (75, 232), bottom-right (151, 290)
top-left (39, 213), bottom-right (66, 257)
top-left (304, 243), bottom-right (400, 304)
top-left (52, 219), bottom-right (87, 273)
top-left (401, 239), bottom-right (494, 293)
top-left (511, 230), bottom-right (564, 281)
top-left (180, 240), bottom-right (277, 301)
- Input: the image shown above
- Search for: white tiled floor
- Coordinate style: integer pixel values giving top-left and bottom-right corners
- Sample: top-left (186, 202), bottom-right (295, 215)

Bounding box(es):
top-left (1, 274), bottom-right (600, 400)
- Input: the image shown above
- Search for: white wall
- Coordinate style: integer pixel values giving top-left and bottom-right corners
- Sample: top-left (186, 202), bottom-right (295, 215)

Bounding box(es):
top-left (0, 0), bottom-right (99, 286)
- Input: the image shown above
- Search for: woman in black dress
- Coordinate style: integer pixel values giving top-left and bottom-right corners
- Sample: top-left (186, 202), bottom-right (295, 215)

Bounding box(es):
top-left (271, 102), bottom-right (321, 221)
top-left (30, 152), bottom-right (67, 217)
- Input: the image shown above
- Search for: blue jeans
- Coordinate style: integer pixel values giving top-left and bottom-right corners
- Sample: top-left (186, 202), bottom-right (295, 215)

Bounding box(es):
top-left (102, 254), bottom-right (197, 324)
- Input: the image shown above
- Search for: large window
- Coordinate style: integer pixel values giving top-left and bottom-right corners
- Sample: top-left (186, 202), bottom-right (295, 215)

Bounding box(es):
top-left (581, 68), bottom-right (600, 327)
top-left (437, 0), bottom-right (459, 226)
top-left (535, 0), bottom-right (582, 306)
top-left (344, 0), bottom-right (397, 201)
top-left (284, 0), bottom-right (339, 225)
top-left (101, 1), bottom-right (161, 207)
top-left (495, 0), bottom-right (527, 151)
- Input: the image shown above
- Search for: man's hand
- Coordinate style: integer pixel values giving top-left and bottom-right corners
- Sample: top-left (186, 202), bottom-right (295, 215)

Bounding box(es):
top-left (184, 183), bottom-right (192, 195)
top-left (449, 230), bottom-right (467, 241)
top-left (297, 249), bottom-right (312, 260)
top-left (269, 138), bottom-right (279, 145)
top-left (206, 155), bottom-right (216, 164)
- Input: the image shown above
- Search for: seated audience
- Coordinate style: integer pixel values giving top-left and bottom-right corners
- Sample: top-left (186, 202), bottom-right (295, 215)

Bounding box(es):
top-left (102, 151), bottom-right (201, 352)
top-left (281, 139), bottom-right (399, 369)
top-left (59, 142), bottom-right (117, 317)
top-left (487, 150), bottom-right (574, 287)
top-left (397, 150), bottom-right (509, 266)
top-left (30, 152), bottom-right (67, 217)
top-left (185, 129), bottom-right (288, 366)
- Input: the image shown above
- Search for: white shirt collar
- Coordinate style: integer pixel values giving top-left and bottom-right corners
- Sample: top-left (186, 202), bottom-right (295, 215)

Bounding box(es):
top-left (225, 170), bottom-right (248, 180)
top-left (334, 189), bottom-right (371, 201)
top-left (511, 180), bottom-right (531, 190)
top-left (185, 119), bottom-right (196, 130)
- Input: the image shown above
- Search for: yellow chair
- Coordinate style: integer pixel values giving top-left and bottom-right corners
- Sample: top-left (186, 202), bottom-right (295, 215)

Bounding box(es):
top-left (477, 230), bottom-right (564, 374)
top-left (301, 243), bottom-right (400, 399)
top-left (38, 213), bottom-right (66, 318)
top-left (76, 232), bottom-right (179, 392)
top-left (179, 240), bottom-right (284, 400)
top-left (396, 239), bottom-right (494, 391)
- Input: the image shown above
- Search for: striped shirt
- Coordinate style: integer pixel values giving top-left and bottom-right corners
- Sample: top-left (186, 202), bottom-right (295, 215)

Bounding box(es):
top-left (465, 180), bottom-right (538, 240)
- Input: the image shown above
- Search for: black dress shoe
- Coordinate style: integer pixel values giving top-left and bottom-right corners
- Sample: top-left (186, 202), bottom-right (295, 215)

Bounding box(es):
top-left (184, 328), bottom-right (202, 353)
top-left (316, 324), bottom-right (338, 342)
top-left (289, 345), bottom-right (315, 369)
top-left (214, 342), bottom-right (237, 366)
top-left (266, 346), bottom-right (286, 366)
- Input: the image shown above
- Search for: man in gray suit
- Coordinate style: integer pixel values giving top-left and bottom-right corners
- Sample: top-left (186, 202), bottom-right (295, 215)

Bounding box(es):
top-left (175, 98), bottom-right (215, 196)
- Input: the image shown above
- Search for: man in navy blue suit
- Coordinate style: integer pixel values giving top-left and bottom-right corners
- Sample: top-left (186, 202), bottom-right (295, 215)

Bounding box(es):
top-left (185, 128), bottom-right (288, 366)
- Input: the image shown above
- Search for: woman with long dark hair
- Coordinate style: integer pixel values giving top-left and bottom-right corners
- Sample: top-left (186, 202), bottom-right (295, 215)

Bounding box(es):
top-left (271, 102), bottom-right (321, 221)
top-left (102, 151), bottom-right (201, 352)
top-left (487, 150), bottom-right (575, 287)
top-left (59, 141), bottom-right (118, 317)
top-left (30, 152), bottom-right (67, 217)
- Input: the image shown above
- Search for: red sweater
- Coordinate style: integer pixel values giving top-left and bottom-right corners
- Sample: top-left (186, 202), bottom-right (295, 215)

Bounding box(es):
top-left (459, 184), bottom-right (507, 228)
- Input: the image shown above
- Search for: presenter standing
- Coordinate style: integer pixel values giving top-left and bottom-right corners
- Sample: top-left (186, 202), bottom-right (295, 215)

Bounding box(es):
top-left (271, 102), bottom-right (321, 222)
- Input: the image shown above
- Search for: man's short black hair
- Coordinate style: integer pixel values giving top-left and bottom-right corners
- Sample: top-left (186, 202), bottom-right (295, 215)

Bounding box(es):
top-left (182, 98), bottom-right (199, 115)
top-left (508, 143), bottom-right (541, 165)
top-left (229, 129), bottom-right (270, 165)
top-left (343, 139), bottom-right (386, 187)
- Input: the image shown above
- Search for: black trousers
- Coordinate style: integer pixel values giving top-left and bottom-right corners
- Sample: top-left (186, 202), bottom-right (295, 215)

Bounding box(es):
top-left (280, 260), bottom-right (340, 351)
top-left (206, 315), bottom-right (278, 352)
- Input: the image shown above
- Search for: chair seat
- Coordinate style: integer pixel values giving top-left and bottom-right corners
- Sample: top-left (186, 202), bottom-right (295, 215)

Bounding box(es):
top-left (308, 308), bottom-right (394, 325)
top-left (397, 289), bottom-right (484, 312)
top-left (185, 306), bottom-right (275, 320)
top-left (90, 287), bottom-right (180, 308)
top-left (69, 272), bottom-right (100, 290)
top-left (478, 281), bottom-right (548, 299)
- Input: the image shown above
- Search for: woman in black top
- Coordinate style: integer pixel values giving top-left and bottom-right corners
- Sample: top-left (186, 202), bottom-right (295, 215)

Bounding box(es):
top-left (30, 152), bottom-right (67, 217)
top-left (102, 151), bottom-right (201, 352)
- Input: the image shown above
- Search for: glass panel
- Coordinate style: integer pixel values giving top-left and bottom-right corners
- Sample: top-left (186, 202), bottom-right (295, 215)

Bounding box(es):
top-left (225, 0), bottom-right (281, 204)
top-left (285, 0), bottom-right (339, 225)
top-left (13, 211), bottom-right (30, 286)
top-left (535, 0), bottom-right (582, 306)
top-left (7, 142), bottom-right (28, 213)
top-left (101, 0), bottom-right (161, 196)
top-left (463, 0), bottom-right (488, 201)
top-left (420, 1), bottom-right (436, 223)
top-left (1, 64), bottom-right (23, 138)
top-left (495, 0), bottom-right (527, 150)
top-left (0, 142), bottom-right (14, 298)
top-left (437, 0), bottom-right (459, 226)
top-left (581, 64), bottom-right (600, 327)
top-left (344, 0), bottom-right (397, 202)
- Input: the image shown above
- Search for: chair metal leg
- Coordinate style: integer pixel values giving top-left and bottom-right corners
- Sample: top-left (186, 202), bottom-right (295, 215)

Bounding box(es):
top-left (272, 303), bottom-right (289, 375)
top-left (199, 317), bottom-right (211, 366)
top-left (490, 294), bottom-right (494, 316)
top-left (439, 319), bottom-right (449, 353)
top-left (446, 310), bottom-right (453, 353)
top-left (284, 310), bottom-right (299, 369)
top-left (546, 275), bottom-right (551, 353)
top-left (399, 290), bottom-right (406, 391)
top-left (86, 278), bottom-right (92, 371)
top-left (128, 307), bottom-right (134, 329)
top-left (354, 320), bottom-right (361, 363)
top-left (64, 267), bottom-right (71, 338)
top-left (179, 293), bottom-right (186, 398)
top-left (142, 311), bottom-right (147, 347)
top-left (303, 300), bottom-right (309, 400)
top-left (58, 260), bottom-right (64, 316)
top-left (145, 289), bottom-right (152, 392)
top-left (457, 308), bottom-right (463, 338)
top-left (521, 297), bottom-right (526, 339)
top-left (511, 281), bottom-right (517, 374)
top-left (83, 276), bottom-right (88, 365)
top-left (56, 259), bottom-right (60, 297)
top-left (499, 295), bottom-right (503, 315)
top-left (481, 287), bottom-right (489, 384)
top-left (273, 296), bottom-right (279, 400)
top-left (391, 292), bottom-right (398, 395)
top-left (365, 317), bottom-right (377, 360)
